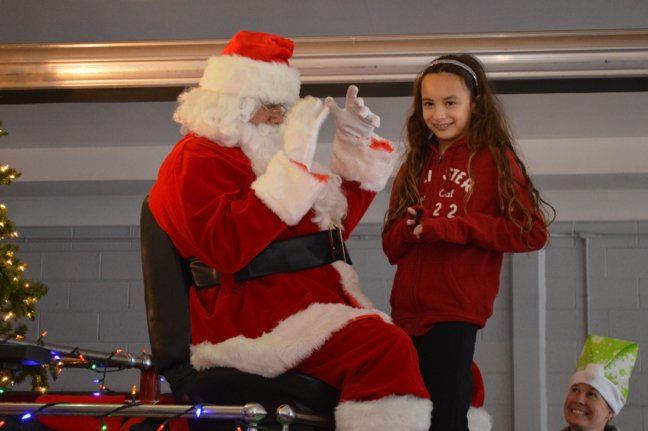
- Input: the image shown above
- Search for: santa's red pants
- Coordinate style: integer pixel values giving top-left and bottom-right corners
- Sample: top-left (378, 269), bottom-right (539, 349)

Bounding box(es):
top-left (295, 316), bottom-right (432, 431)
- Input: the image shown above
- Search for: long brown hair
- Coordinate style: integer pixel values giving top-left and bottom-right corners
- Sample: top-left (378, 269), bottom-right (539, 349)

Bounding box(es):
top-left (384, 53), bottom-right (554, 233)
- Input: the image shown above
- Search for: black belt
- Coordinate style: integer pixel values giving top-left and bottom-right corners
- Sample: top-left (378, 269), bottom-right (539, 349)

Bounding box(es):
top-left (190, 228), bottom-right (351, 289)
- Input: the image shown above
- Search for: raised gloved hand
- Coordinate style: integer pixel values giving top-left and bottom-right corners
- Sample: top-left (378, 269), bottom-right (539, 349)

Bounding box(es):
top-left (325, 85), bottom-right (380, 140)
top-left (282, 96), bottom-right (329, 170)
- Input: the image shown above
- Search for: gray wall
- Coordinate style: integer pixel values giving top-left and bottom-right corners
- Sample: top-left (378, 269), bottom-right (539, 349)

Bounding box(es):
top-left (3, 0), bottom-right (648, 44)
top-left (542, 224), bottom-right (648, 431)
top-left (10, 222), bottom-right (648, 431)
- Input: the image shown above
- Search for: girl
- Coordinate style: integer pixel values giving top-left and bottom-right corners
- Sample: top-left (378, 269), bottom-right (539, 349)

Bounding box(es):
top-left (382, 54), bottom-right (554, 431)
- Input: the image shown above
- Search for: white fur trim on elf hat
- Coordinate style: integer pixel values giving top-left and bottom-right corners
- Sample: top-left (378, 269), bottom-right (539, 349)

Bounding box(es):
top-left (569, 365), bottom-right (625, 414)
top-left (199, 54), bottom-right (300, 106)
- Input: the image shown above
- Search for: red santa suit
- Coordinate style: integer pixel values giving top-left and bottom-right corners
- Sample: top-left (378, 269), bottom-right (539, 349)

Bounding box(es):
top-left (148, 30), bottom-right (432, 431)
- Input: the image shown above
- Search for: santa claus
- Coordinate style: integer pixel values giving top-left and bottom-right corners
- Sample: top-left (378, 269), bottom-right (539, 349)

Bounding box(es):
top-left (148, 30), bottom-right (489, 431)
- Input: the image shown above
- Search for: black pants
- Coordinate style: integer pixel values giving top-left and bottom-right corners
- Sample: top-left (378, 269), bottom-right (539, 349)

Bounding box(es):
top-left (412, 322), bottom-right (479, 431)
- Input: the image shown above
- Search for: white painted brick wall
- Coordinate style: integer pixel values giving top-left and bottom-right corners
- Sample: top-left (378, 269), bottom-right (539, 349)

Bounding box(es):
top-left (3, 221), bottom-right (646, 430)
top-left (11, 226), bottom-right (146, 393)
top-left (544, 222), bottom-right (647, 431)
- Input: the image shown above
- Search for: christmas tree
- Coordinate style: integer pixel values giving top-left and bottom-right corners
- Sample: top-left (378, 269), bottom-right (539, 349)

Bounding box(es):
top-left (0, 120), bottom-right (49, 393)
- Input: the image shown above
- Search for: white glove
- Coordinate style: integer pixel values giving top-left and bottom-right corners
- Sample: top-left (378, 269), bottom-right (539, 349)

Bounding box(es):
top-left (325, 85), bottom-right (380, 140)
top-left (282, 96), bottom-right (329, 170)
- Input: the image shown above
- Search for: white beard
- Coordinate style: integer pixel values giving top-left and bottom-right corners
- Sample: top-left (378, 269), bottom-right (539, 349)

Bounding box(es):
top-left (175, 88), bottom-right (351, 229)
top-left (239, 122), bottom-right (283, 176)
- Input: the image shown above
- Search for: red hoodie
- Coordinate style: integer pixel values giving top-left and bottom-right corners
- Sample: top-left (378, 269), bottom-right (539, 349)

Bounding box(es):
top-left (382, 138), bottom-right (547, 335)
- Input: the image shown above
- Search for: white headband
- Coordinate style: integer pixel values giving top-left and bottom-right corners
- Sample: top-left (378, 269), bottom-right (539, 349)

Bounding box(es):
top-left (429, 59), bottom-right (479, 93)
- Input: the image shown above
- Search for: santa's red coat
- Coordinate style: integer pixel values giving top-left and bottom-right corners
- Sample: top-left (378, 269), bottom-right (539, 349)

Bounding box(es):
top-left (149, 132), bottom-right (404, 378)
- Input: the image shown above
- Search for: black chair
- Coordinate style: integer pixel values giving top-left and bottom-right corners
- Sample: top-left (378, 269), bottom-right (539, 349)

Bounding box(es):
top-left (139, 196), bottom-right (339, 430)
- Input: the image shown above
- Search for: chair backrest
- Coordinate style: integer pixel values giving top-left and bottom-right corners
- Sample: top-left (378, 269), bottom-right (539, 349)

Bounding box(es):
top-left (140, 196), bottom-right (193, 378)
top-left (140, 197), bottom-right (340, 420)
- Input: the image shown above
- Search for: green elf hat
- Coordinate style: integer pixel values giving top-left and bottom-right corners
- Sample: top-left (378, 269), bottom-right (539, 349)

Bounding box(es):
top-left (568, 334), bottom-right (639, 415)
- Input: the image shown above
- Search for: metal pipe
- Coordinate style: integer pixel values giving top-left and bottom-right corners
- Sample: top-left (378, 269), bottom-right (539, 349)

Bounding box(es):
top-left (1, 338), bottom-right (152, 370)
top-left (0, 402), bottom-right (266, 426)
top-left (579, 233), bottom-right (595, 335)
top-left (275, 404), bottom-right (333, 429)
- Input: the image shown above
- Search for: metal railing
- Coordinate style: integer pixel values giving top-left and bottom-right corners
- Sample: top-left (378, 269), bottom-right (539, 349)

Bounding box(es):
top-left (2, 338), bottom-right (152, 370)
top-left (0, 339), bottom-right (334, 429)
top-left (0, 402), bottom-right (267, 431)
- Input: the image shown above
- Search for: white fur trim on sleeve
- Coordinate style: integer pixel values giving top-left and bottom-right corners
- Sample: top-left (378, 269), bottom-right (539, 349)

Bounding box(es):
top-left (190, 302), bottom-right (388, 377)
top-left (335, 395), bottom-right (432, 431)
top-left (569, 368), bottom-right (624, 414)
top-left (251, 152), bottom-right (326, 225)
top-left (330, 132), bottom-right (398, 192)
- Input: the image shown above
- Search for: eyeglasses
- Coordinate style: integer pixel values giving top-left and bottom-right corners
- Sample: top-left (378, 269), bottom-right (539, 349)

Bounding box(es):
top-left (260, 102), bottom-right (288, 117)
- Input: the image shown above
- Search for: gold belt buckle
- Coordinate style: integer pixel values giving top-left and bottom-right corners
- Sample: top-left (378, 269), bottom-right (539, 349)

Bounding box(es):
top-left (338, 228), bottom-right (347, 263)
top-left (328, 226), bottom-right (347, 263)
top-left (327, 227), bottom-right (336, 260)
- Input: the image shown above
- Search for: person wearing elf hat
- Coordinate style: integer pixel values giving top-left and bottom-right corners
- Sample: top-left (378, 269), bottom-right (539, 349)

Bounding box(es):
top-left (148, 30), bottom-right (438, 431)
top-left (562, 334), bottom-right (639, 431)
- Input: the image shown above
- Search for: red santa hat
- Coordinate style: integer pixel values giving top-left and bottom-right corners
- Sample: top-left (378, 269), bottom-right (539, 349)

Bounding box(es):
top-left (468, 361), bottom-right (493, 431)
top-left (198, 30), bottom-right (301, 106)
top-left (471, 360), bottom-right (485, 407)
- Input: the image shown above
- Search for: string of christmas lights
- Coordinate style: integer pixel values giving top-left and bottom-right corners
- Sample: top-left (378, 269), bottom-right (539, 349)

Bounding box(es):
top-left (0, 120), bottom-right (50, 394)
